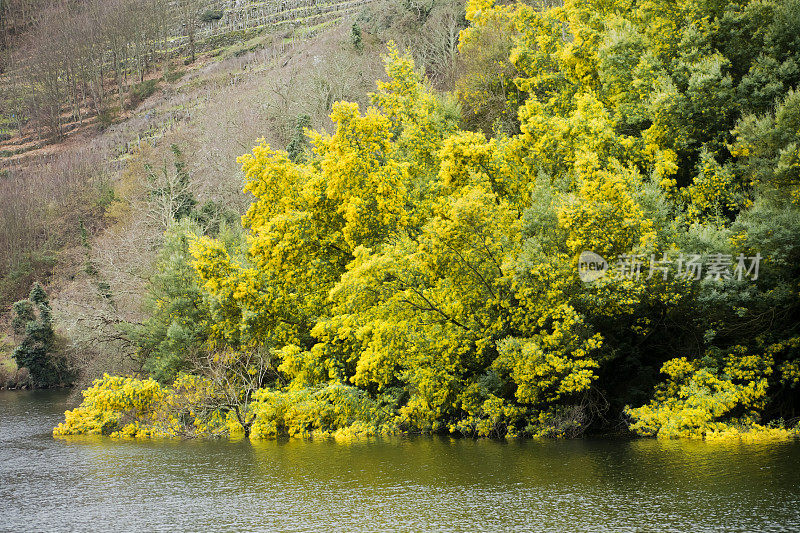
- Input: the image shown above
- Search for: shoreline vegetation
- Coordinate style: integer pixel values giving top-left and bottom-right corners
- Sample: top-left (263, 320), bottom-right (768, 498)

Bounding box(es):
top-left (53, 372), bottom-right (799, 442)
top-left (3, 0), bottom-right (799, 443)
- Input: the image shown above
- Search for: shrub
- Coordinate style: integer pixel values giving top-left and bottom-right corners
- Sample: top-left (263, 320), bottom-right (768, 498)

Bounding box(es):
top-left (53, 373), bottom-right (224, 438)
top-left (11, 283), bottom-right (67, 388)
top-left (249, 383), bottom-right (398, 439)
top-left (351, 22), bottom-right (363, 52)
top-left (129, 80), bottom-right (158, 108)
top-left (200, 9), bottom-right (224, 23)
top-left (164, 68), bottom-right (187, 84)
top-left (97, 107), bottom-right (117, 130)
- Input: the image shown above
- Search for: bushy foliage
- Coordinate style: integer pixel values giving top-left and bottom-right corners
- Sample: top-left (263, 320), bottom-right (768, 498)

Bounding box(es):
top-left (351, 22), bottom-right (364, 52)
top-left (200, 9), bottom-right (224, 23)
top-left (132, 218), bottom-right (242, 384)
top-left (53, 373), bottom-right (226, 438)
top-left (133, 221), bottom-right (213, 383)
top-left (129, 79), bottom-right (158, 108)
top-left (625, 354), bottom-right (795, 440)
top-left (12, 283), bottom-right (69, 388)
top-left (249, 383), bottom-right (398, 439)
top-left (58, 0), bottom-right (800, 441)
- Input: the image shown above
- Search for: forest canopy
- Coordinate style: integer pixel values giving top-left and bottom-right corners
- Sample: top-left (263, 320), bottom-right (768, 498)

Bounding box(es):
top-left (56, 0), bottom-right (800, 441)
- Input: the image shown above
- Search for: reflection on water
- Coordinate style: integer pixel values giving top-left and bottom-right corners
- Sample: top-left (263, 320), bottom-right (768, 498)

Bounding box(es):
top-left (1, 390), bottom-right (798, 532)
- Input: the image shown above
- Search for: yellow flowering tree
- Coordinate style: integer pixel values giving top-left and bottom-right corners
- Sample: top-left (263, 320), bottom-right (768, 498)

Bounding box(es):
top-left (56, 0), bottom-right (800, 441)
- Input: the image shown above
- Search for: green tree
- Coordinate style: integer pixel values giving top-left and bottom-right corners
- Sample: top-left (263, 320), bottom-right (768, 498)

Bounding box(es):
top-left (55, 1), bottom-right (800, 441)
top-left (351, 22), bottom-right (363, 53)
top-left (133, 219), bottom-right (243, 383)
top-left (12, 283), bottom-right (62, 388)
top-left (286, 114), bottom-right (312, 164)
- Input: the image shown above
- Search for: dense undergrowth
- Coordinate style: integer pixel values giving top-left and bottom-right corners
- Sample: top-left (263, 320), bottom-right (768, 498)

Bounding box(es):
top-left (54, 0), bottom-right (800, 441)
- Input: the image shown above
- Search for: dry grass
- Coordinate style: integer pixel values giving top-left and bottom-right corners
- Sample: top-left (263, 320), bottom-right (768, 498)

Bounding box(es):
top-left (0, 334), bottom-right (24, 389)
top-left (0, 351), bottom-right (14, 373)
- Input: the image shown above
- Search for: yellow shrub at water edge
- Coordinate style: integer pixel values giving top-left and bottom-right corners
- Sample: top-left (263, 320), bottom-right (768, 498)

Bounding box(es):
top-left (53, 373), bottom-right (223, 438)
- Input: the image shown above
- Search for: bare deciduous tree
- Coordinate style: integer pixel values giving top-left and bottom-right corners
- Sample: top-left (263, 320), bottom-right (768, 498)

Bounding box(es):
top-left (195, 348), bottom-right (279, 437)
top-left (143, 144), bottom-right (197, 231)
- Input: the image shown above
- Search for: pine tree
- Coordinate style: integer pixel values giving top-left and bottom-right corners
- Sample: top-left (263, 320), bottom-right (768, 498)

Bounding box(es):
top-left (12, 283), bottom-right (60, 388)
top-left (351, 22), bottom-right (363, 52)
top-left (286, 114), bottom-right (312, 164)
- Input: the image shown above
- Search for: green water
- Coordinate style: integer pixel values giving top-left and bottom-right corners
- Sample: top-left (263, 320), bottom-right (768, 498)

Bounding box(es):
top-left (1, 390), bottom-right (798, 532)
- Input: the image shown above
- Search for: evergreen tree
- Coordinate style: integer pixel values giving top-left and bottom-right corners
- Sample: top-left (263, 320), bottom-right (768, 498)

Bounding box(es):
top-left (351, 22), bottom-right (363, 52)
top-left (12, 283), bottom-right (60, 388)
top-left (286, 114), bottom-right (312, 164)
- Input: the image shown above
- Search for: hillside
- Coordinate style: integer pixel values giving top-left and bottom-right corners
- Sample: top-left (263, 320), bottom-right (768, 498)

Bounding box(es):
top-left (0, 0), bottom-right (468, 387)
top-left (0, 0), bottom-right (373, 163)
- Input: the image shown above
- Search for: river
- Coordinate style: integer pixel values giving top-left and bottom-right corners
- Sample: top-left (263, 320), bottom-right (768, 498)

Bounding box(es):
top-left (1, 390), bottom-right (799, 532)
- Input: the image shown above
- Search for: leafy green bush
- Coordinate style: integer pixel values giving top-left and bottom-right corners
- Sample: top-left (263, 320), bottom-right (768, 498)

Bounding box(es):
top-left (129, 80), bottom-right (158, 108)
top-left (200, 9), bottom-right (224, 23)
top-left (11, 283), bottom-right (69, 388)
top-left (351, 22), bottom-right (363, 52)
top-left (164, 68), bottom-right (187, 84)
top-left (97, 107), bottom-right (117, 130)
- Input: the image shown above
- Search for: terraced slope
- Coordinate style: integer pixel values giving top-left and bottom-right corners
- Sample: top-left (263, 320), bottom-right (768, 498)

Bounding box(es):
top-left (0, 0), bottom-right (373, 165)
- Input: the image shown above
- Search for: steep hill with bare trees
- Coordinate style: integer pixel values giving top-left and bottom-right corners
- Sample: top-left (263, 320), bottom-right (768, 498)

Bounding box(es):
top-left (0, 0), bottom-right (471, 388)
top-left (0, 0), bottom-right (371, 148)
